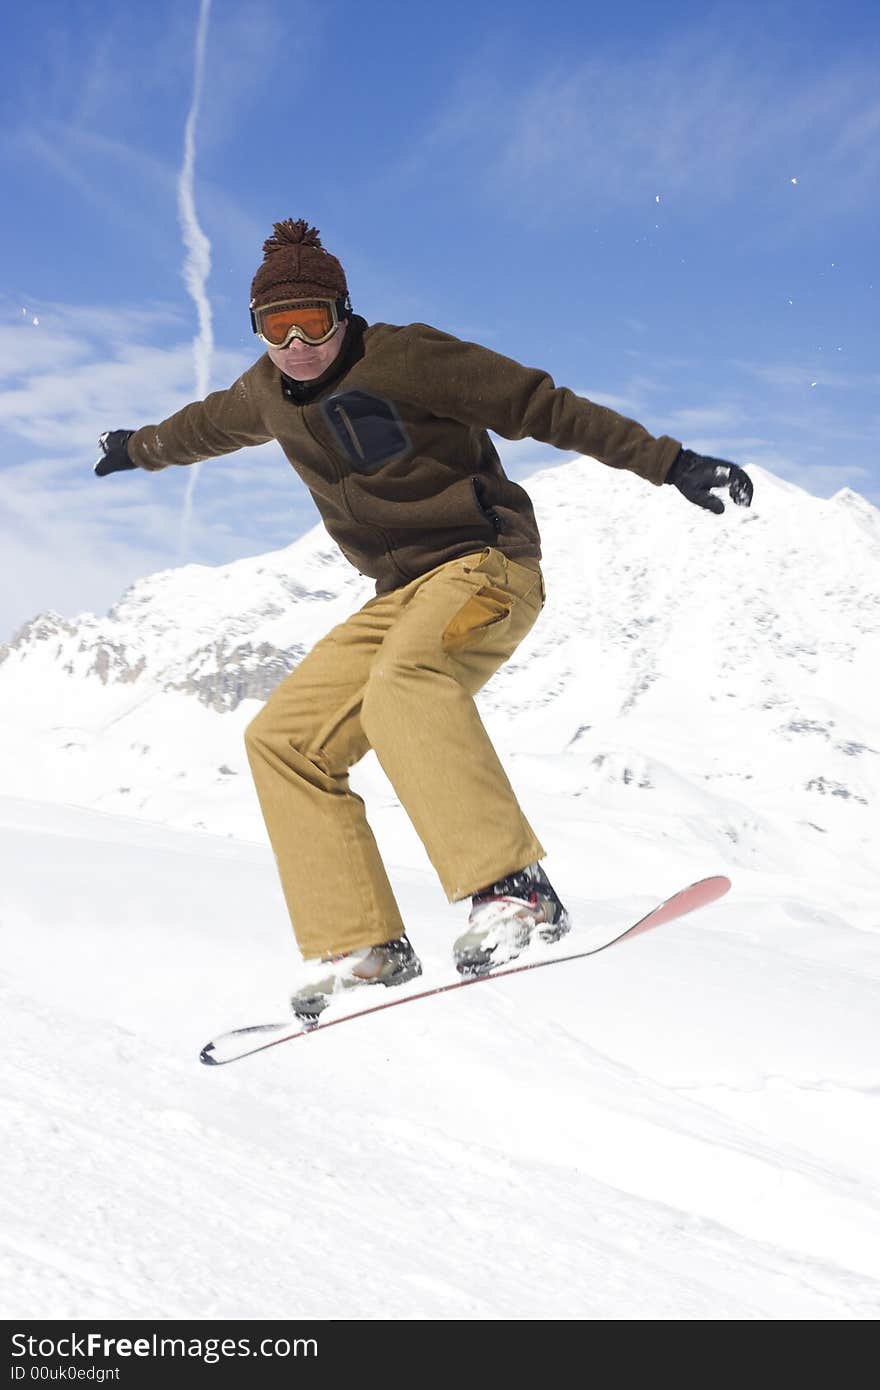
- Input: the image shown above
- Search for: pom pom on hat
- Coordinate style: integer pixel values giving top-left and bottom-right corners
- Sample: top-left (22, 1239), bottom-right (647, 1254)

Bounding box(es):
top-left (250, 218), bottom-right (348, 307)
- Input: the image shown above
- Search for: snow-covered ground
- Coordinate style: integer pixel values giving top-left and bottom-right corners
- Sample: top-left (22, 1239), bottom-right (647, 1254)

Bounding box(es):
top-left (1, 457), bottom-right (878, 1318)
top-left (1, 794), bottom-right (879, 1319)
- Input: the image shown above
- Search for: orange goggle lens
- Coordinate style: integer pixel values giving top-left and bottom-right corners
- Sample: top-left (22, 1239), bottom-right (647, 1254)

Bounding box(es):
top-left (256, 301), bottom-right (337, 347)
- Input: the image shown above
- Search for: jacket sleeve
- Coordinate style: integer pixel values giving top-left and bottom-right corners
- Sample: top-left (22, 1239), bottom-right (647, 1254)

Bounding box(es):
top-left (402, 323), bottom-right (681, 486)
top-left (127, 367), bottom-right (274, 471)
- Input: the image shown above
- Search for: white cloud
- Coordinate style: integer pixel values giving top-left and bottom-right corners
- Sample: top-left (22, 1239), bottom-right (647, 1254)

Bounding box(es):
top-left (401, 30), bottom-right (880, 221)
top-left (0, 298), bottom-right (252, 452)
top-left (0, 301), bottom-right (318, 639)
top-left (665, 405), bottom-right (745, 435)
top-left (0, 439), bottom-right (314, 643)
top-left (733, 358), bottom-right (880, 393)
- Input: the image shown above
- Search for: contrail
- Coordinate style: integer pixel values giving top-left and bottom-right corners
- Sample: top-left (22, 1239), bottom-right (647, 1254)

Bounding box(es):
top-left (177, 0), bottom-right (213, 556)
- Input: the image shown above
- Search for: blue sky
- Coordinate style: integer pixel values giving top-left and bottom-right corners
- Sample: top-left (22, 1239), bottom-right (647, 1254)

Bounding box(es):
top-left (1, 0), bottom-right (878, 641)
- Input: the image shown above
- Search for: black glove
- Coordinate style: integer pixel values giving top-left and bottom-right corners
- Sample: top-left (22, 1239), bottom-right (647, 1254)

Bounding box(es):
top-left (94, 429), bottom-right (137, 476)
top-left (665, 448), bottom-right (753, 513)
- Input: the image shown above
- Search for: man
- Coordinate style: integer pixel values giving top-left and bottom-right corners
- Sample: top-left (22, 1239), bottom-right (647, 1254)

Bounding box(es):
top-left (96, 218), bottom-right (753, 1024)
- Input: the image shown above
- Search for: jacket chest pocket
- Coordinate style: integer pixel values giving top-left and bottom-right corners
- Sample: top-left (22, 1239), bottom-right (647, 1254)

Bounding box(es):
top-left (322, 390), bottom-right (412, 473)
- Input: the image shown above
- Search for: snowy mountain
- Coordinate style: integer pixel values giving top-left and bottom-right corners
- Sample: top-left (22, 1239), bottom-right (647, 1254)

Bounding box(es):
top-left (1, 457), bottom-right (877, 916)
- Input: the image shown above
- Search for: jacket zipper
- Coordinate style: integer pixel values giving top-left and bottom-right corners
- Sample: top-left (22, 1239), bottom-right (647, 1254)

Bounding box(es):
top-left (471, 476), bottom-right (502, 532)
top-left (300, 409), bottom-right (414, 580)
top-left (333, 403), bottom-right (366, 461)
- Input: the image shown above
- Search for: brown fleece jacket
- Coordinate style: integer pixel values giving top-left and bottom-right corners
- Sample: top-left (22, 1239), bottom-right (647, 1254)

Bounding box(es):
top-left (128, 317), bottom-right (682, 593)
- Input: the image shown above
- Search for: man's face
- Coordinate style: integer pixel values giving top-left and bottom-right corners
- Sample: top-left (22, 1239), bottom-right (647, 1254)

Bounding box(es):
top-left (266, 315), bottom-right (349, 382)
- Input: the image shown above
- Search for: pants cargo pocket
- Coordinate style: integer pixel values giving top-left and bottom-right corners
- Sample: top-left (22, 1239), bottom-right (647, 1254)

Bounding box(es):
top-left (441, 584), bottom-right (513, 653)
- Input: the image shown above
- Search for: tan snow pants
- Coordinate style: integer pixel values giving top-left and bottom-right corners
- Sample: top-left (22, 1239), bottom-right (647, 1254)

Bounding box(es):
top-left (244, 546), bottom-right (547, 959)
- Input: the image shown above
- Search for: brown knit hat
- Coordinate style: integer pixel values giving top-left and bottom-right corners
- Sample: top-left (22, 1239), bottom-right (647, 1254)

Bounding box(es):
top-left (249, 219), bottom-right (349, 307)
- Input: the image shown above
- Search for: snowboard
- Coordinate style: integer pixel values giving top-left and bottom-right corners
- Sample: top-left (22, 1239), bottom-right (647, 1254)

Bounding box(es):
top-left (199, 875), bottom-right (731, 1067)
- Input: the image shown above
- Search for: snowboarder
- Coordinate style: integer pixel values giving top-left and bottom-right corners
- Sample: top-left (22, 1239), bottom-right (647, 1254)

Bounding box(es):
top-left (95, 218), bottom-right (753, 1024)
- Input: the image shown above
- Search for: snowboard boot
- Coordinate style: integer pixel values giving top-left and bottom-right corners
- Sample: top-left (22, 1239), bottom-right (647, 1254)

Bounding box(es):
top-left (453, 861), bottom-right (570, 977)
top-left (290, 934), bottom-right (422, 1028)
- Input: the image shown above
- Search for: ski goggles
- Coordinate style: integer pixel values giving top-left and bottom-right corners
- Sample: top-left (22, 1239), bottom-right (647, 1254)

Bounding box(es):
top-left (249, 297), bottom-right (348, 348)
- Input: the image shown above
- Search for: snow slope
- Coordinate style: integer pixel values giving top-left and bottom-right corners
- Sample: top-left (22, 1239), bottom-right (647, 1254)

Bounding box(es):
top-left (2, 797), bottom-right (879, 1319)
